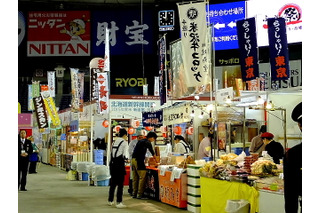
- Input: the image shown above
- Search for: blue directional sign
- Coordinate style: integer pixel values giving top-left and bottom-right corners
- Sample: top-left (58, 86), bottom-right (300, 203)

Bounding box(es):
top-left (207, 1), bottom-right (246, 50)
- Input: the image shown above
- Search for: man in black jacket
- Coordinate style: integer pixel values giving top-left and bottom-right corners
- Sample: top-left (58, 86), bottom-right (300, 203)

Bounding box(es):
top-left (18, 129), bottom-right (33, 191)
top-left (284, 102), bottom-right (302, 212)
top-left (131, 131), bottom-right (158, 199)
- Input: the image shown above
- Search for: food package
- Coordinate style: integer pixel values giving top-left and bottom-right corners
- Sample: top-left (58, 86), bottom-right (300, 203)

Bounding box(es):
top-left (250, 160), bottom-right (277, 176)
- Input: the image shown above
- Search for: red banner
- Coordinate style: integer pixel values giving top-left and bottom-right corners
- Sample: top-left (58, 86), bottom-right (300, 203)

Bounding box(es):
top-left (27, 11), bottom-right (90, 56)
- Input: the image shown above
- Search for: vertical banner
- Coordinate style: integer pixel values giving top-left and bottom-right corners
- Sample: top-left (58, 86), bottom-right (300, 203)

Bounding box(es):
top-left (89, 57), bottom-right (104, 102)
top-left (33, 96), bottom-right (49, 129)
top-left (41, 90), bottom-right (61, 127)
top-left (78, 72), bottom-right (85, 112)
top-left (236, 17), bottom-right (259, 81)
top-left (47, 71), bottom-right (55, 98)
top-left (158, 35), bottom-right (166, 105)
top-left (28, 84), bottom-right (33, 111)
top-left (104, 28), bottom-right (110, 72)
top-left (70, 68), bottom-right (80, 111)
top-left (97, 72), bottom-right (108, 114)
top-left (32, 81), bottom-right (40, 98)
top-left (267, 17), bottom-right (290, 81)
top-left (177, 1), bottom-right (210, 88)
top-left (154, 76), bottom-right (160, 96)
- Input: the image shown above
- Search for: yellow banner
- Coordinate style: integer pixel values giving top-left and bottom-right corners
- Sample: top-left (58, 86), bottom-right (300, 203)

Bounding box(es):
top-left (41, 91), bottom-right (61, 127)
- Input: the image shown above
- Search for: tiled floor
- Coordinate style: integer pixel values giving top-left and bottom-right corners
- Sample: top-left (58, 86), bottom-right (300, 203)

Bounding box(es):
top-left (18, 164), bottom-right (188, 213)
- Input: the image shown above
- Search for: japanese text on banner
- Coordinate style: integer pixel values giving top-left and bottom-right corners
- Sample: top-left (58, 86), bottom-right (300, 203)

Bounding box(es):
top-left (178, 2), bottom-right (210, 88)
top-left (236, 17), bottom-right (259, 81)
top-left (267, 17), bottom-right (290, 81)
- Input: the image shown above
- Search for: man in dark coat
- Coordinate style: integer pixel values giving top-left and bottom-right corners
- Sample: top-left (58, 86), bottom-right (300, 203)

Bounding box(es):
top-left (18, 129), bottom-right (33, 191)
top-left (284, 102), bottom-right (302, 212)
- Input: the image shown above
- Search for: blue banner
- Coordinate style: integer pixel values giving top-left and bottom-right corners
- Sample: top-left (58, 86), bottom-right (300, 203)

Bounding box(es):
top-left (142, 111), bottom-right (163, 127)
top-left (158, 36), bottom-right (166, 106)
top-left (267, 17), bottom-right (290, 81)
top-left (236, 17), bottom-right (259, 81)
top-left (91, 9), bottom-right (154, 56)
top-left (208, 1), bottom-right (246, 50)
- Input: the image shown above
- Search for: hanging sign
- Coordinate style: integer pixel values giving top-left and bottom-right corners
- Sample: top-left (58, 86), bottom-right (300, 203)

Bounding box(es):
top-left (27, 11), bottom-right (91, 56)
top-left (47, 71), bottom-right (55, 98)
top-left (177, 2), bottom-right (210, 88)
top-left (97, 72), bottom-right (108, 114)
top-left (89, 57), bottom-right (104, 102)
top-left (70, 68), bottom-right (80, 111)
top-left (78, 72), bottom-right (85, 112)
top-left (163, 103), bottom-right (192, 126)
top-left (41, 90), bottom-right (61, 127)
top-left (236, 17), bottom-right (259, 81)
top-left (267, 17), bottom-right (290, 81)
top-left (157, 35), bottom-right (166, 105)
top-left (142, 111), bottom-right (163, 127)
top-left (33, 96), bottom-right (49, 129)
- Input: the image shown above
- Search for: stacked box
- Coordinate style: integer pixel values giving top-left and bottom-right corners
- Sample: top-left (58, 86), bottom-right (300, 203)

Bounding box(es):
top-left (187, 164), bottom-right (202, 213)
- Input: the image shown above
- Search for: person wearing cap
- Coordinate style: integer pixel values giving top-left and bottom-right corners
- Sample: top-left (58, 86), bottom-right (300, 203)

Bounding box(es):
top-left (284, 102), bottom-right (302, 212)
top-left (250, 125), bottom-right (267, 156)
top-left (131, 131), bottom-right (158, 199)
top-left (127, 129), bottom-right (145, 196)
top-left (261, 132), bottom-right (284, 164)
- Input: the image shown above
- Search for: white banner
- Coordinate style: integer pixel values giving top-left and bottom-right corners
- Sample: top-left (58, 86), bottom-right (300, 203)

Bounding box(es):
top-left (163, 103), bottom-right (192, 125)
top-left (97, 72), bottom-right (109, 114)
top-left (70, 68), bottom-right (80, 111)
top-left (104, 28), bottom-right (110, 72)
top-left (47, 71), bottom-right (55, 98)
top-left (177, 1), bottom-right (210, 88)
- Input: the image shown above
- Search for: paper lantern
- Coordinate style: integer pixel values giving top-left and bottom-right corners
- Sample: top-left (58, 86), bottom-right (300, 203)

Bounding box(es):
top-left (145, 126), bottom-right (153, 131)
top-left (114, 125), bottom-right (121, 132)
top-left (187, 127), bottom-right (194, 135)
top-left (128, 127), bottom-right (135, 135)
top-left (131, 119), bottom-right (140, 128)
top-left (102, 120), bottom-right (109, 128)
top-left (160, 125), bottom-right (167, 133)
top-left (173, 126), bottom-right (182, 135)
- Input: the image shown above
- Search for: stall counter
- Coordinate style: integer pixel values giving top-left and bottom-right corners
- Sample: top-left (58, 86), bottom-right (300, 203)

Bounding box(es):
top-left (158, 169), bottom-right (187, 208)
top-left (200, 177), bottom-right (259, 213)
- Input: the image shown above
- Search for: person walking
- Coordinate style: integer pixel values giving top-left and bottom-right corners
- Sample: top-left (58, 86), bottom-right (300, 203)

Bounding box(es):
top-left (108, 128), bottom-right (129, 208)
top-left (131, 131), bottom-right (158, 199)
top-left (18, 129), bottom-right (33, 191)
top-left (28, 136), bottom-right (39, 174)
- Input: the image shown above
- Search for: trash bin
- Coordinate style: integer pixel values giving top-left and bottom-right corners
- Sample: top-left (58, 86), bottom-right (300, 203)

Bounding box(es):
top-left (225, 199), bottom-right (250, 213)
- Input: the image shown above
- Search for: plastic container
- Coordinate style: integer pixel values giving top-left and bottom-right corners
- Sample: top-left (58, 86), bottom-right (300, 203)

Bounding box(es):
top-left (225, 199), bottom-right (250, 213)
top-left (82, 172), bottom-right (89, 181)
top-left (96, 179), bottom-right (109, 186)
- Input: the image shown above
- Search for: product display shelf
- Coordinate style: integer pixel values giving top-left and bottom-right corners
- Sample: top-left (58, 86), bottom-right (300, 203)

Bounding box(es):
top-left (187, 164), bottom-right (202, 213)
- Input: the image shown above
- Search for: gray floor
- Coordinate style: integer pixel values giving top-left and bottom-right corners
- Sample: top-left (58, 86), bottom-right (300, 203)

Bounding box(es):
top-left (18, 164), bottom-right (188, 213)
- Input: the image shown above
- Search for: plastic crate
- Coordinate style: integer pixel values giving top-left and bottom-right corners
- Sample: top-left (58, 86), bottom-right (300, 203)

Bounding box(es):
top-left (82, 172), bottom-right (89, 181)
top-left (97, 179), bottom-right (109, 186)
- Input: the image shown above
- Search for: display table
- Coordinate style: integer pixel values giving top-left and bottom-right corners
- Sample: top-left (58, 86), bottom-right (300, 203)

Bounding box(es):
top-left (158, 170), bottom-right (187, 208)
top-left (144, 167), bottom-right (160, 201)
top-left (200, 177), bottom-right (259, 213)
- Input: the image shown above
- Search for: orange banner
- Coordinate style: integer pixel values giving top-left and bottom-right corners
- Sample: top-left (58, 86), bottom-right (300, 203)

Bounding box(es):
top-left (158, 170), bottom-right (187, 208)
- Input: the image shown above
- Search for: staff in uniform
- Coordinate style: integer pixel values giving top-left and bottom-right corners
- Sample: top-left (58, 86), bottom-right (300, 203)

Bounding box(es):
top-left (174, 135), bottom-right (190, 154)
top-left (18, 129), bottom-right (33, 191)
